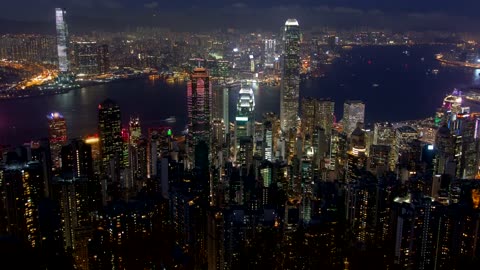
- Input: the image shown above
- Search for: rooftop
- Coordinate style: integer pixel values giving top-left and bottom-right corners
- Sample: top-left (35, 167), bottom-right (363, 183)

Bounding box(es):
top-left (285, 19), bottom-right (299, 26)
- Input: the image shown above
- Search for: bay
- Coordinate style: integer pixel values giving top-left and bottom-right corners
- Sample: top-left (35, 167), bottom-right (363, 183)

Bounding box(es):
top-left (1, 45), bottom-right (479, 145)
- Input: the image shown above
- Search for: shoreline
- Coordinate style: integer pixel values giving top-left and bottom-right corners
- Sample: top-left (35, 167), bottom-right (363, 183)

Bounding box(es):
top-left (0, 74), bottom-right (147, 101)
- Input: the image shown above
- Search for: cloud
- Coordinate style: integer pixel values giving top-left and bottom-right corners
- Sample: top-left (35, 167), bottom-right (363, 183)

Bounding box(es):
top-left (144, 1), bottom-right (159, 9)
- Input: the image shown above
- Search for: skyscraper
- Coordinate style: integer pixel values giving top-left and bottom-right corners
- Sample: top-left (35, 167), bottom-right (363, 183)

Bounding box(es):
top-left (235, 86), bottom-right (255, 162)
top-left (55, 177), bottom-right (91, 269)
top-left (129, 116), bottom-right (141, 144)
top-left (223, 87), bottom-right (229, 136)
top-left (98, 99), bottom-right (123, 176)
top-left (317, 98), bottom-right (335, 137)
top-left (73, 41), bottom-right (109, 76)
top-left (280, 19), bottom-right (301, 131)
top-left (301, 97), bottom-right (335, 137)
top-left (98, 44), bottom-right (110, 74)
top-left (1, 162), bottom-right (45, 248)
top-left (47, 112), bottom-right (67, 170)
top-left (55, 8), bottom-right (69, 73)
top-left (61, 139), bottom-right (93, 179)
top-left (73, 41), bottom-right (97, 75)
top-left (301, 97), bottom-right (317, 137)
top-left (264, 38), bottom-right (277, 68)
top-left (235, 87), bottom-right (255, 138)
top-left (343, 100), bottom-right (365, 136)
top-left (187, 67), bottom-right (212, 167)
top-left (212, 85), bottom-right (224, 121)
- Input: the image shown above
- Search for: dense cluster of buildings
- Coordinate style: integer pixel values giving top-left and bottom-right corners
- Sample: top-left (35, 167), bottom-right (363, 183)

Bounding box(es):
top-left (2, 6), bottom-right (471, 94)
top-left (1, 8), bottom-right (480, 270)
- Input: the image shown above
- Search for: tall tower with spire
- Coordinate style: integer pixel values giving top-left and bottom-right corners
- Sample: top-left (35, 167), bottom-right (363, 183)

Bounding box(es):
top-left (280, 18), bottom-right (301, 132)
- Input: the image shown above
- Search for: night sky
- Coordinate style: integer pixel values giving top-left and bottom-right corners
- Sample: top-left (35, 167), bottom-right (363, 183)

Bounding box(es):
top-left (1, 0), bottom-right (479, 32)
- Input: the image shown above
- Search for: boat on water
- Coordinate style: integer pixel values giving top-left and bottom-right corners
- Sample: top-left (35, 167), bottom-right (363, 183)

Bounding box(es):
top-left (165, 116), bottom-right (176, 124)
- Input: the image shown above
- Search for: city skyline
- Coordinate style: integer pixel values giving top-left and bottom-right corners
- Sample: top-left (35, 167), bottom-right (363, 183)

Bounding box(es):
top-left (2, 6), bottom-right (480, 270)
top-left (2, 2), bottom-right (480, 33)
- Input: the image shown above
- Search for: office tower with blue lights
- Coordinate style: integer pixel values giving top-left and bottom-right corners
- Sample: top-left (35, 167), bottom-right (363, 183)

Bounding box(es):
top-left (55, 8), bottom-right (69, 73)
top-left (280, 19), bottom-right (301, 132)
top-left (47, 112), bottom-right (68, 170)
top-left (187, 67), bottom-right (212, 168)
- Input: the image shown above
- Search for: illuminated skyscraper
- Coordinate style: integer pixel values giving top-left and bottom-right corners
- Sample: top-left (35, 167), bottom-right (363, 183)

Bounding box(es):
top-left (84, 134), bottom-right (100, 172)
top-left (434, 125), bottom-right (455, 176)
top-left (343, 100), bottom-right (365, 136)
top-left (47, 112), bottom-right (67, 170)
top-left (235, 87), bottom-right (255, 137)
top-left (264, 38), bottom-right (277, 68)
top-left (317, 99), bottom-right (335, 137)
top-left (301, 97), bottom-right (335, 136)
top-left (98, 44), bottom-right (110, 74)
top-left (301, 97), bottom-right (317, 137)
top-left (373, 122), bottom-right (395, 146)
top-left (61, 139), bottom-right (93, 179)
top-left (55, 177), bottom-right (91, 269)
top-left (223, 87), bottom-right (229, 136)
top-left (98, 99), bottom-right (123, 176)
top-left (280, 19), bottom-right (301, 131)
top-left (263, 121), bottom-right (274, 161)
top-left (55, 8), bottom-right (69, 72)
top-left (73, 42), bottom-right (109, 76)
top-left (1, 162), bottom-right (44, 248)
top-left (187, 67), bottom-right (212, 167)
top-left (212, 85), bottom-right (224, 121)
top-left (73, 41), bottom-right (97, 75)
top-left (147, 127), bottom-right (172, 178)
top-left (129, 116), bottom-right (141, 144)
